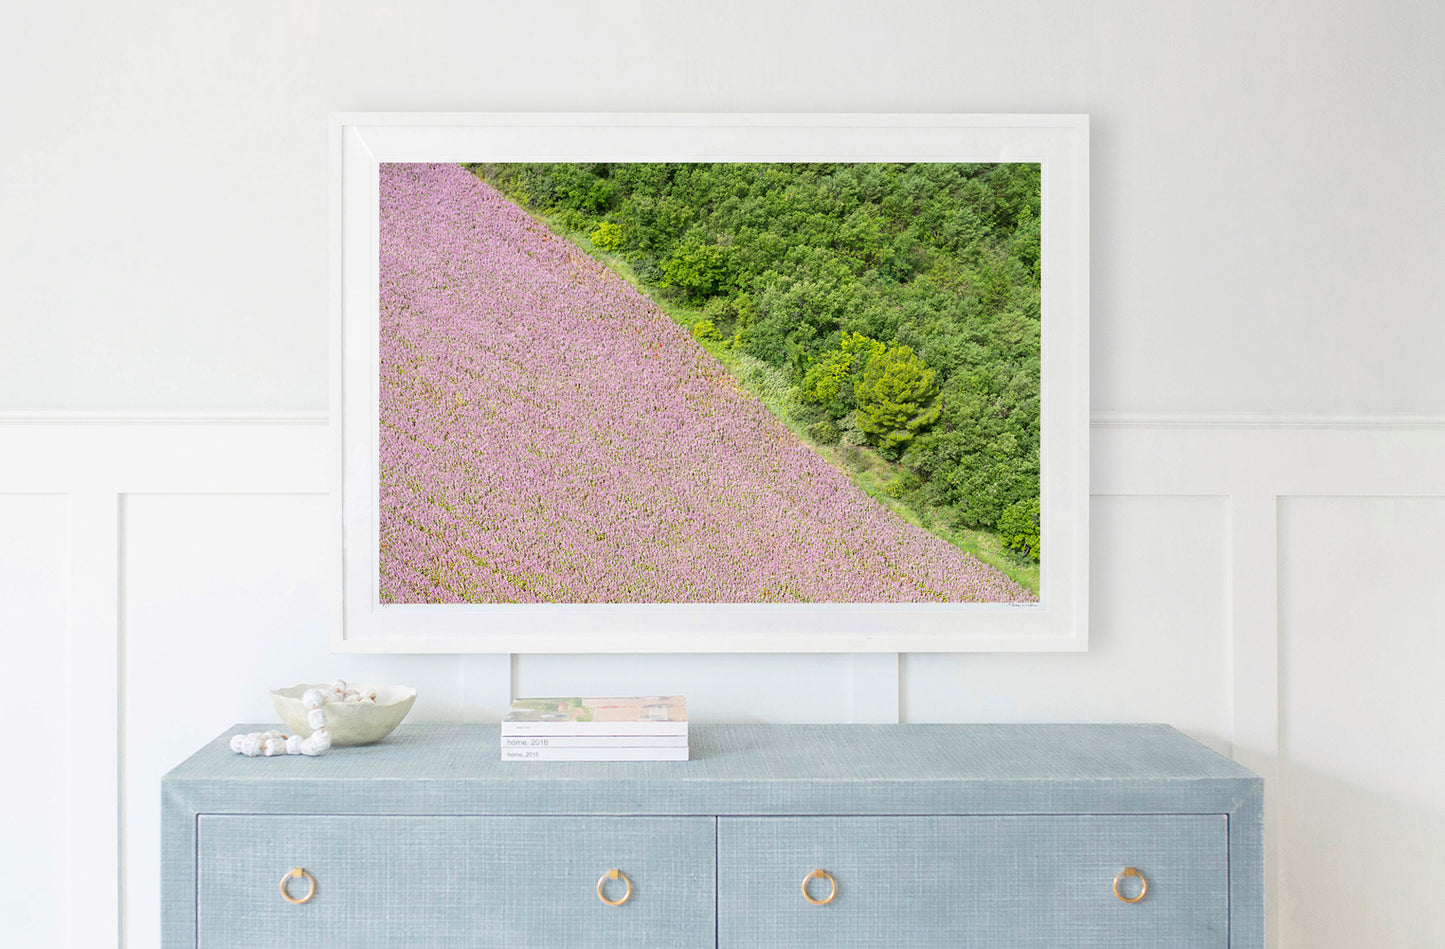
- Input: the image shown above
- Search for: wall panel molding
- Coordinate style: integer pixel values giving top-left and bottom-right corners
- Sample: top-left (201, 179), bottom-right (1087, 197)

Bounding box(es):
top-left (66, 493), bottom-right (121, 948)
top-left (9, 409), bottom-right (1444, 428)
top-left (1227, 492), bottom-right (1282, 949)
top-left (1092, 422), bottom-right (1445, 497)
top-left (8, 413), bottom-right (1444, 497)
top-left (847, 653), bottom-right (901, 723)
top-left (0, 410), bottom-right (330, 424)
top-left (0, 422), bottom-right (332, 495)
top-left (1092, 412), bottom-right (1445, 430)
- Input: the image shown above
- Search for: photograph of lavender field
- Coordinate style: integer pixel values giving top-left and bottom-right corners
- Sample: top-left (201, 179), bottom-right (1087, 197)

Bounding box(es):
top-left (379, 161), bottom-right (1042, 604)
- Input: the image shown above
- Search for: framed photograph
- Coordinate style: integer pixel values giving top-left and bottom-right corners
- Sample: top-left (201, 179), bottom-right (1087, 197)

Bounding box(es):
top-left (332, 113), bottom-right (1087, 652)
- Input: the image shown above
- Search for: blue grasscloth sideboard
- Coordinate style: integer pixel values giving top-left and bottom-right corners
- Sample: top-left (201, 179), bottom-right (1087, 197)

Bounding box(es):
top-left (162, 723), bottom-right (1263, 948)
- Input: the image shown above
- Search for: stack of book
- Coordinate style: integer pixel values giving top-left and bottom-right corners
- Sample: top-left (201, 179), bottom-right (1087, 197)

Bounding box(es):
top-left (500, 696), bottom-right (688, 762)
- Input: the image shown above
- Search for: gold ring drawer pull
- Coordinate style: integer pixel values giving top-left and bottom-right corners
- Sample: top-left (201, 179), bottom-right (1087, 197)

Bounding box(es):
top-left (801, 868), bottom-right (837, 905)
top-left (1113, 866), bottom-right (1147, 903)
top-left (280, 867), bottom-right (316, 905)
top-left (597, 869), bottom-right (632, 906)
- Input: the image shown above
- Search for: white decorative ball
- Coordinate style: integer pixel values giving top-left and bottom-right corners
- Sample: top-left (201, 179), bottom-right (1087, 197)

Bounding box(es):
top-left (270, 682), bottom-right (417, 747)
top-left (309, 729), bottom-right (332, 752)
top-left (307, 708), bottom-right (326, 729)
top-left (302, 689), bottom-right (326, 710)
top-left (230, 734), bottom-right (246, 753)
top-left (330, 679), bottom-right (347, 695)
top-left (240, 734), bottom-right (263, 756)
top-left (285, 735), bottom-right (303, 755)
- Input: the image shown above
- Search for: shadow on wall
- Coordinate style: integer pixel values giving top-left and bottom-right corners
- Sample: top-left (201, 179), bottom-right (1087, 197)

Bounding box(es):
top-left (1280, 762), bottom-right (1445, 949)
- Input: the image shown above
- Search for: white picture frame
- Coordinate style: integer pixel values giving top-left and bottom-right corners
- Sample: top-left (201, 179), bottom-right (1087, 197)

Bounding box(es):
top-left (332, 113), bottom-right (1088, 653)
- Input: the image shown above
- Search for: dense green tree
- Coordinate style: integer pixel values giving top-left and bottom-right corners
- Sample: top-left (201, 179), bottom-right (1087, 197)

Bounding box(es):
top-left (590, 221), bottom-right (622, 251)
top-left (801, 332), bottom-right (884, 418)
top-left (855, 344), bottom-right (941, 458)
top-left (998, 497), bottom-right (1041, 562)
top-left (660, 237), bottom-right (730, 300)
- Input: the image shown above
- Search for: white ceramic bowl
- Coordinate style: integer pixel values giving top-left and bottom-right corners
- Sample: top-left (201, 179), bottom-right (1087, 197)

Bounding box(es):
top-left (270, 683), bottom-right (417, 746)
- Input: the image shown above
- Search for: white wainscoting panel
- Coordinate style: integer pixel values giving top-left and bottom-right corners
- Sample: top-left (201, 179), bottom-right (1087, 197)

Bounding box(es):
top-left (3, 416), bottom-right (1445, 949)
top-left (1278, 496), bottom-right (1445, 949)
top-left (903, 495), bottom-right (1232, 752)
top-left (0, 495), bottom-right (72, 949)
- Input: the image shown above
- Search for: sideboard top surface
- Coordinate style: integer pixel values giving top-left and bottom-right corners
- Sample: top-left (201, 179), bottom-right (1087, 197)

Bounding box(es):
top-left (164, 723), bottom-right (1259, 817)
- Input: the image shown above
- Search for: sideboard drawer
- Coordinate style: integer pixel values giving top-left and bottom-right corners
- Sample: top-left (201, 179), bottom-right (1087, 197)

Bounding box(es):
top-left (717, 815), bottom-right (1228, 948)
top-left (197, 815), bottom-right (715, 949)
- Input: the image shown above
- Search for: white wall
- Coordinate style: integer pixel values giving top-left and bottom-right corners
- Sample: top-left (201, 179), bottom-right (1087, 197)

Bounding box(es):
top-left (3, 3), bottom-right (1443, 948)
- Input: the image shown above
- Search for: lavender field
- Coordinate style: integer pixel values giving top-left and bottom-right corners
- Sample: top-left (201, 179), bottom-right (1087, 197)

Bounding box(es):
top-left (378, 162), bottom-right (1035, 604)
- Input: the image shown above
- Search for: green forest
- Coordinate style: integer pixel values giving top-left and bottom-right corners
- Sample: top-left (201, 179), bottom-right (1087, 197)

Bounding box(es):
top-left (466, 161), bottom-right (1043, 587)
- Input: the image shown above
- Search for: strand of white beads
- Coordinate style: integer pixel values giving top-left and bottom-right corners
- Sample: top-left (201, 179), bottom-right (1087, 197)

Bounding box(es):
top-left (228, 679), bottom-right (374, 758)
